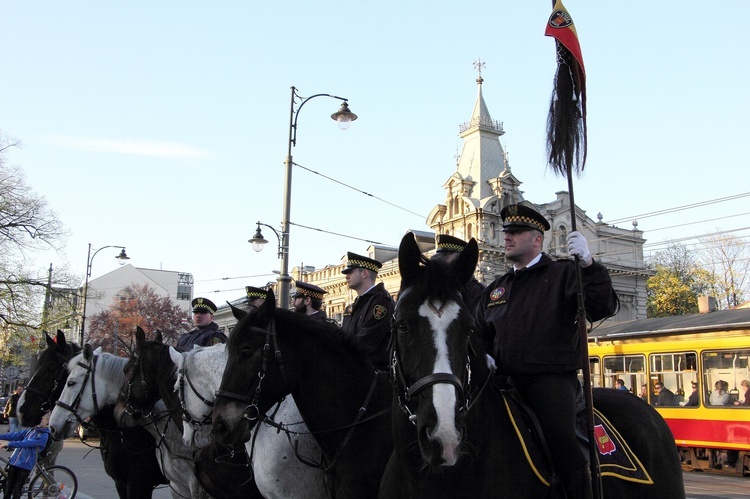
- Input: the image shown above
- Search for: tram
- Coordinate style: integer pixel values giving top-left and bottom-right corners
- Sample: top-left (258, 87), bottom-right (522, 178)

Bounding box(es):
top-left (586, 307), bottom-right (750, 475)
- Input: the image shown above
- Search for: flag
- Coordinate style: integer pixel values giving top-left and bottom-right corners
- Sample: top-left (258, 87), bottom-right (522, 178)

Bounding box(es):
top-left (545, 0), bottom-right (587, 177)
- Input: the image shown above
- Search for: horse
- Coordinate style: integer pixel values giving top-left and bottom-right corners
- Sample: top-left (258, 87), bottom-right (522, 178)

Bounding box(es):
top-left (113, 328), bottom-right (259, 499)
top-left (48, 345), bottom-right (199, 499)
top-left (212, 293), bottom-right (394, 499)
top-left (379, 232), bottom-right (686, 498)
top-left (174, 342), bottom-right (327, 499)
top-left (18, 331), bottom-right (166, 499)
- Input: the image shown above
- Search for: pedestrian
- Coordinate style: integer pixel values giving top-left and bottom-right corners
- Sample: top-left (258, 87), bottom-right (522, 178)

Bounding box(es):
top-left (292, 281), bottom-right (329, 322)
top-left (432, 234), bottom-right (485, 312)
top-left (245, 286), bottom-right (268, 310)
top-left (0, 411), bottom-right (51, 499)
top-left (475, 203), bottom-right (619, 499)
top-left (175, 298), bottom-right (227, 352)
top-left (4, 386), bottom-right (23, 433)
top-left (341, 252), bottom-right (395, 370)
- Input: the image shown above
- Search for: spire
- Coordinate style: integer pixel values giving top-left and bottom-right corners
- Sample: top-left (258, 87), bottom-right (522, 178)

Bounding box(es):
top-left (455, 61), bottom-right (508, 200)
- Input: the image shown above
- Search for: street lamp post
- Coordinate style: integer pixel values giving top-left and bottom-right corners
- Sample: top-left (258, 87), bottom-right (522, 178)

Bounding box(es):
top-left (80, 244), bottom-right (130, 345)
top-left (254, 86), bottom-right (357, 309)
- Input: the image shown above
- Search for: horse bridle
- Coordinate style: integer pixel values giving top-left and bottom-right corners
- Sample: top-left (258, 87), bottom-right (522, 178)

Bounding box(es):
top-left (25, 359), bottom-right (67, 413)
top-left (121, 351), bottom-right (150, 419)
top-left (178, 352), bottom-right (215, 429)
top-left (55, 354), bottom-right (101, 424)
top-left (214, 317), bottom-right (289, 422)
top-left (389, 297), bottom-right (473, 425)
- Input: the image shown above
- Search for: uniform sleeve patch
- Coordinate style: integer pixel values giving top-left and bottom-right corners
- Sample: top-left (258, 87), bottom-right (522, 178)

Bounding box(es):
top-left (373, 305), bottom-right (388, 320)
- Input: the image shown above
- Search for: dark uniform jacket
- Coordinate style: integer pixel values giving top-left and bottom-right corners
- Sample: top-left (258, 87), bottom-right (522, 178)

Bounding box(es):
top-left (341, 282), bottom-right (395, 369)
top-left (307, 310), bottom-right (328, 323)
top-left (463, 278), bottom-right (486, 314)
top-left (476, 254), bottom-right (618, 376)
top-left (175, 322), bottom-right (227, 352)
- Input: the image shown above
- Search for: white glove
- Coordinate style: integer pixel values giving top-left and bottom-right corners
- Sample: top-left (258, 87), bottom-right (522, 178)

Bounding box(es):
top-left (567, 231), bottom-right (593, 267)
top-left (486, 354), bottom-right (497, 372)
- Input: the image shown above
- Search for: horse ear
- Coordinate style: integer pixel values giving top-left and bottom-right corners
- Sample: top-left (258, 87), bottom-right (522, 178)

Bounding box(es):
top-left (135, 327), bottom-right (147, 353)
top-left (83, 343), bottom-right (94, 360)
top-left (454, 238), bottom-right (479, 285)
top-left (46, 332), bottom-right (56, 349)
top-left (230, 302), bottom-right (247, 321)
top-left (262, 289), bottom-right (277, 315)
top-left (56, 330), bottom-right (67, 349)
top-left (154, 330), bottom-right (163, 344)
top-left (398, 232), bottom-right (422, 283)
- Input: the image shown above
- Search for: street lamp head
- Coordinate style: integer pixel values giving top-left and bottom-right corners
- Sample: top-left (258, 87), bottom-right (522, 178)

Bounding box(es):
top-left (116, 248), bottom-right (130, 265)
top-left (249, 224), bottom-right (269, 253)
top-left (331, 101), bottom-right (358, 130)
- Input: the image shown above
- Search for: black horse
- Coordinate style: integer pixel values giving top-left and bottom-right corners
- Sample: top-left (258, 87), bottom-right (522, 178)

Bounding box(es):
top-left (19, 330), bottom-right (166, 499)
top-left (212, 295), bottom-right (393, 499)
top-left (113, 328), bottom-right (260, 499)
top-left (380, 232), bottom-right (686, 498)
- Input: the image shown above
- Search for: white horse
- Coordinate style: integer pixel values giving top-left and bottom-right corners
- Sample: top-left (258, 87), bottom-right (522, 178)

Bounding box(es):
top-left (172, 343), bottom-right (328, 499)
top-left (49, 345), bottom-right (207, 499)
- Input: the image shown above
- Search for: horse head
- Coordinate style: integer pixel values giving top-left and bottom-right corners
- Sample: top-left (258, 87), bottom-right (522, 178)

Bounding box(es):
top-left (174, 343), bottom-right (227, 448)
top-left (212, 290), bottom-right (291, 450)
top-left (114, 326), bottom-right (183, 432)
top-left (19, 330), bottom-right (81, 427)
top-left (50, 345), bottom-right (127, 440)
top-left (391, 232), bottom-right (478, 466)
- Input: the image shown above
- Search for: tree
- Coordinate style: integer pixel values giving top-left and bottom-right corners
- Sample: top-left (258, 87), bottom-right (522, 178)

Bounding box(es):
top-left (699, 233), bottom-right (749, 309)
top-left (0, 133), bottom-right (71, 366)
top-left (88, 283), bottom-right (191, 355)
top-left (645, 243), bottom-right (712, 317)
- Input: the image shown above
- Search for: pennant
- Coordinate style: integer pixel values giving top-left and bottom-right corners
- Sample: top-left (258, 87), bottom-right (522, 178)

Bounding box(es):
top-left (545, 0), bottom-right (587, 177)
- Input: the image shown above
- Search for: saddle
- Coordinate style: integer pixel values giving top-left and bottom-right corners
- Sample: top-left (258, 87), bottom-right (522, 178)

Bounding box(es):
top-left (499, 382), bottom-right (653, 487)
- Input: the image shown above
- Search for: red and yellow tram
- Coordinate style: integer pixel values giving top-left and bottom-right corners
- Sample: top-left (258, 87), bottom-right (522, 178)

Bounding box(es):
top-left (586, 307), bottom-right (750, 475)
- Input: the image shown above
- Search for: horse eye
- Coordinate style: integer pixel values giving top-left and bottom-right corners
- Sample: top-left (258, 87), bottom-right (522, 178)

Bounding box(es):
top-left (67, 380), bottom-right (76, 387)
top-left (396, 321), bottom-right (409, 334)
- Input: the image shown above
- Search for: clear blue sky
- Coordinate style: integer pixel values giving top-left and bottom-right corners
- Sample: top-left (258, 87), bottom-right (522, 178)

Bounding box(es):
top-left (2, 1), bottom-right (747, 305)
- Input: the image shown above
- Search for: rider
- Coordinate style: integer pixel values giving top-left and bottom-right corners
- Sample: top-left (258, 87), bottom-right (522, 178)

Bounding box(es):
top-left (175, 298), bottom-right (227, 352)
top-left (0, 412), bottom-right (52, 499)
top-left (341, 251), bottom-right (395, 370)
top-left (292, 281), bottom-right (329, 323)
top-left (475, 203), bottom-right (619, 499)
top-left (245, 286), bottom-right (268, 310)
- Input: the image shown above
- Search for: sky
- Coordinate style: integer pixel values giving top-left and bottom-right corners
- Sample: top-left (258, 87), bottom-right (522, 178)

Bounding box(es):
top-left (2, 1), bottom-right (748, 307)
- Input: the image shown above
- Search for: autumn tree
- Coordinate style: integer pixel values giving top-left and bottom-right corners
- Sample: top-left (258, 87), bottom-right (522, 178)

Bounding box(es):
top-left (87, 283), bottom-right (191, 355)
top-left (645, 243), bottom-right (712, 317)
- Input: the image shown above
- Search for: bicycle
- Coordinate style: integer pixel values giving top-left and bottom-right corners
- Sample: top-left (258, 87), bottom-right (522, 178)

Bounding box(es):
top-left (0, 452), bottom-right (78, 498)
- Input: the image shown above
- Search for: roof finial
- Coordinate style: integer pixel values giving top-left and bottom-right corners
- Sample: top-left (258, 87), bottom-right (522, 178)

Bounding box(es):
top-left (473, 58), bottom-right (485, 84)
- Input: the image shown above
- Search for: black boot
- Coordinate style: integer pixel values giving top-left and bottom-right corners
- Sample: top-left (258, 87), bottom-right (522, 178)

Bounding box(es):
top-left (563, 465), bottom-right (593, 499)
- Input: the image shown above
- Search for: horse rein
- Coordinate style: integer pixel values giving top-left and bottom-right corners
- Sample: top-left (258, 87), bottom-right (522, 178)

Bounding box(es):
top-left (55, 354), bottom-right (100, 424)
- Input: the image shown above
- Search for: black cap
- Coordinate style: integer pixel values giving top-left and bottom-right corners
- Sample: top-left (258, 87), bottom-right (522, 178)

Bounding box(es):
top-left (436, 234), bottom-right (468, 253)
top-left (192, 297), bottom-right (217, 314)
top-left (293, 281), bottom-right (327, 300)
top-left (342, 252), bottom-right (383, 274)
top-left (501, 204), bottom-right (551, 232)
top-left (245, 286), bottom-right (268, 300)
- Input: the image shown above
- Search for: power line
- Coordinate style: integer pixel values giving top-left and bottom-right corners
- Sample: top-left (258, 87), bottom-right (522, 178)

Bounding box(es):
top-left (604, 192), bottom-right (750, 225)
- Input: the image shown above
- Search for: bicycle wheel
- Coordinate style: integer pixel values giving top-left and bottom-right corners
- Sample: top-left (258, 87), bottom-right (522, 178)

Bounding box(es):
top-left (27, 465), bottom-right (78, 499)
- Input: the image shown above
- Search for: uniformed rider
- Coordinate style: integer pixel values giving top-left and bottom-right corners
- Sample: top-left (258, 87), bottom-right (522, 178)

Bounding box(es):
top-left (175, 297), bottom-right (227, 352)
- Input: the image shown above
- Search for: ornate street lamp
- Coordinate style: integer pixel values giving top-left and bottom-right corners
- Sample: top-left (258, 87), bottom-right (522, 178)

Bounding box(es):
top-left (80, 244), bottom-right (130, 345)
top-left (252, 86), bottom-right (357, 309)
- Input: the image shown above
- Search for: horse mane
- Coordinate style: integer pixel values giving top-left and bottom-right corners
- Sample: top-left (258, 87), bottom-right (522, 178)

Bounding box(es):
top-left (37, 339), bottom-right (82, 366)
top-left (399, 254), bottom-right (465, 308)
top-left (137, 340), bottom-right (179, 381)
top-left (233, 306), bottom-right (374, 370)
top-left (69, 351), bottom-right (128, 389)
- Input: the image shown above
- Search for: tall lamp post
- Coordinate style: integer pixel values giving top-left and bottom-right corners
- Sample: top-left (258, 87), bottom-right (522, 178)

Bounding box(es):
top-left (252, 86), bottom-right (357, 309)
top-left (80, 244), bottom-right (130, 345)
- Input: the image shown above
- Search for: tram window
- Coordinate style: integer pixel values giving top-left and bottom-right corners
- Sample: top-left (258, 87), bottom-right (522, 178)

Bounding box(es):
top-left (580, 357), bottom-right (602, 388)
top-left (702, 349), bottom-right (750, 408)
top-left (602, 354), bottom-right (645, 394)
top-left (649, 352), bottom-right (698, 407)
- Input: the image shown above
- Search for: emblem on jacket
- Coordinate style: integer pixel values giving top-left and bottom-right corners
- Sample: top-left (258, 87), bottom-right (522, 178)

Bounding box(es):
top-left (373, 305), bottom-right (387, 320)
top-left (490, 287), bottom-right (506, 301)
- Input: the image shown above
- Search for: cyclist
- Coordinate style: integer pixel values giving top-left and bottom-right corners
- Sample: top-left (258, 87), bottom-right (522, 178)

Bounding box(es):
top-left (0, 412), bottom-right (51, 499)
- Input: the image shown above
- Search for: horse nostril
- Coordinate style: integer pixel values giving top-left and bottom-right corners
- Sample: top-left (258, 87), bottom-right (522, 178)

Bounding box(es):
top-left (212, 419), bottom-right (227, 436)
